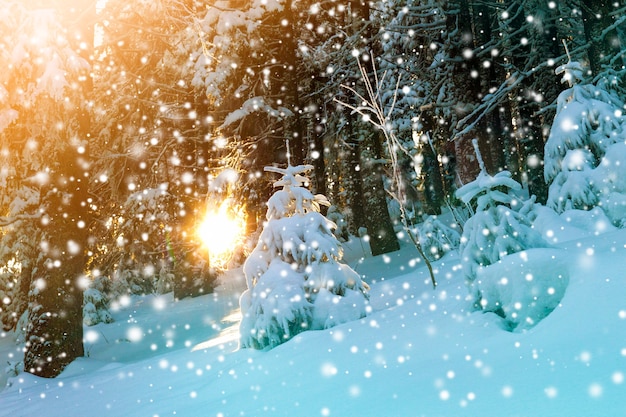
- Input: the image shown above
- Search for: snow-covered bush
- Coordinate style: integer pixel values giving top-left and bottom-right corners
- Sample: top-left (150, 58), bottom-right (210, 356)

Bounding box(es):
top-left (0, 261), bottom-right (22, 331)
top-left (456, 149), bottom-right (562, 330)
top-left (0, 187), bottom-right (41, 332)
top-left (239, 165), bottom-right (369, 349)
top-left (326, 205), bottom-right (350, 242)
top-left (4, 359), bottom-right (23, 385)
top-left (83, 288), bottom-right (114, 327)
top-left (110, 269), bottom-right (154, 297)
top-left (589, 142), bottom-right (626, 227)
top-left (457, 167), bottom-right (547, 284)
top-left (417, 215), bottom-right (461, 261)
top-left (475, 249), bottom-right (569, 331)
top-left (88, 186), bottom-right (191, 298)
top-left (155, 266), bottom-right (174, 295)
top-left (544, 61), bottom-right (626, 226)
top-left (83, 276), bottom-right (114, 326)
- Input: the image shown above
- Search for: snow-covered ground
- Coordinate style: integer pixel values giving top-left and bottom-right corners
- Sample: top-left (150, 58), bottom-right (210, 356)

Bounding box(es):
top-left (1, 213), bottom-right (626, 417)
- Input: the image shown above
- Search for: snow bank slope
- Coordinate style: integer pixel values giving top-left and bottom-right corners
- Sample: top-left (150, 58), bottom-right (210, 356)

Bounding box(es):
top-left (0, 230), bottom-right (625, 417)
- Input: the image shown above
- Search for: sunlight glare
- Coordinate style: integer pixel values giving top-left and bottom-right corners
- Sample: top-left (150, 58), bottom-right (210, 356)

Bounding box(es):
top-left (197, 201), bottom-right (244, 266)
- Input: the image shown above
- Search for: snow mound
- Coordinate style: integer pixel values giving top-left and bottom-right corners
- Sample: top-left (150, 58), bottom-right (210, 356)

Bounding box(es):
top-left (474, 248), bottom-right (570, 331)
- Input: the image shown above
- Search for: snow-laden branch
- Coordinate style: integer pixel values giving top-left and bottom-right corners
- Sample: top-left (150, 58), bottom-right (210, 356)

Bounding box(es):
top-left (219, 96), bottom-right (293, 131)
top-left (0, 212), bottom-right (42, 227)
top-left (455, 8), bottom-right (626, 140)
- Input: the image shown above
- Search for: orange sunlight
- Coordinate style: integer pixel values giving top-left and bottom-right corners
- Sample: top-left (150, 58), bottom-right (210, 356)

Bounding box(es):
top-left (197, 200), bottom-right (245, 268)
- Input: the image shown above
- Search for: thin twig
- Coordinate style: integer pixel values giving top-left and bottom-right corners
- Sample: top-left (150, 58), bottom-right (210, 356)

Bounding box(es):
top-left (334, 54), bottom-right (437, 289)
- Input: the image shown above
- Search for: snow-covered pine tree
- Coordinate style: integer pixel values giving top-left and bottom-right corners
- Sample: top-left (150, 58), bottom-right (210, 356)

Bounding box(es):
top-left (418, 215), bottom-right (461, 262)
top-left (0, 1), bottom-right (93, 377)
top-left (544, 60), bottom-right (626, 226)
top-left (239, 165), bottom-right (369, 349)
top-left (457, 141), bottom-right (547, 300)
top-left (457, 145), bottom-right (570, 331)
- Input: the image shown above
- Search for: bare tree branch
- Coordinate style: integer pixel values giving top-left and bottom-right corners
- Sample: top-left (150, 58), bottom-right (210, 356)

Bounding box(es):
top-left (334, 55), bottom-right (437, 289)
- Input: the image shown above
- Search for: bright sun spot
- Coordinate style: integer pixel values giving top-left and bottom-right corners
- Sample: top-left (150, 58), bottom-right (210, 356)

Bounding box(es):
top-left (197, 201), bottom-right (245, 266)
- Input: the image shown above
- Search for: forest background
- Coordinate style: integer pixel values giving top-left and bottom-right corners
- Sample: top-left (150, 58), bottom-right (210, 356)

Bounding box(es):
top-left (0, 0), bottom-right (624, 379)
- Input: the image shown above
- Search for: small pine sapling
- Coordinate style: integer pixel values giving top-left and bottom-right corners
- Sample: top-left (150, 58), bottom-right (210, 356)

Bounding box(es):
top-left (418, 215), bottom-right (461, 261)
top-left (83, 276), bottom-right (114, 326)
top-left (457, 140), bottom-right (547, 300)
top-left (457, 142), bottom-right (568, 332)
top-left (239, 165), bottom-right (369, 349)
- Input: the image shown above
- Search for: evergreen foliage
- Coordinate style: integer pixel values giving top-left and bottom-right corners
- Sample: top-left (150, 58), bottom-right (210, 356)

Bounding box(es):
top-left (90, 0), bottom-right (217, 300)
top-left (418, 215), bottom-right (461, 262)
top-left (544, 60), bottom-right (626, 226)
top-left (457, 142), bottom-right (547, 298)
top-left (83, 286), bottom-right (114, 327)
top-left (455, 145), bottom-right (566, 331)
top-left (240, 165), bottom-right (369, 349)
top-left (0, 1), bottom-right (92, 377)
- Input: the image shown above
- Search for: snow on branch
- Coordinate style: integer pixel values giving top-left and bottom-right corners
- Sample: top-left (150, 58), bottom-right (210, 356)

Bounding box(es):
top-left (219, 96), bottom-right (293, 130)
top-left (0, 212), bottom-right (42, 227)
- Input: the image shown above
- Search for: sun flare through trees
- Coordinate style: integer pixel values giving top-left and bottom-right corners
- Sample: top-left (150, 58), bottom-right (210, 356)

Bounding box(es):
top-left (197, 199), bottom-right (246, 268)
top-left (0, 2), bottom-right (625, 415)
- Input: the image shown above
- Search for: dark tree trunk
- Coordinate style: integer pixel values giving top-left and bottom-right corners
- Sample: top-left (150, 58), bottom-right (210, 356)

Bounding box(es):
top-left (360, 131), bottom-right (400, 255)
top-left (473, 3), bottom-right (507, 174)
top-left (274, 0), bottom-right (304, 165)
top-left (422, 148), bottom-right (444, 215)
top-left (24, 145), bottom-right (87, 378)
top-left (309, 115), bottom-right (327, 196)
top-left (498, 102), bottom-right (519, 178)
top-left (286, 37), bottom-right (305, 165)
top-left (351, 0), bottom-right (400, 255)
top-left (344, 115), bottom-right (367, 235)
top-left (581, 0), bottom-right (625, 75)
top-left (448, 0), bottom-right (488, 182)
top-left (414, 128), bottom-right (444, 215)
top-left (504, 0), bottom-right (560, 204)
top-left (454, 134), bottom-right (481, 185)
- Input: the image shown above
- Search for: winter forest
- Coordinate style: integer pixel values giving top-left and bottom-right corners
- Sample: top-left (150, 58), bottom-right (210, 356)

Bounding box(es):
top-left (1, 0), bottom-right (626, 415)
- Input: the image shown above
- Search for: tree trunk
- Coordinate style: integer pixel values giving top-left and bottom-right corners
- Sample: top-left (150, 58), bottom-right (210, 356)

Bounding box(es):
top-left (22, 0), bottom-right (96, 378)
top-left (414, 129), bottom-right (444, 215)
top-left (454, 134), bottom-right (480, 185)
top-left (448, 0), bottom-right (488, 183)
top-left (309, 114), bottom-right (327, 196)
top-left (351, 0), bottom-right (400, 255)
top-left (360, 131), bottom-right (400, 256)
top-left (503, 0), bottom-right (553, 203)
top-left (286, 0), bottom-right (304, 165)
top-left (344, 115), bottom-right (367, 235)
top-left (581, 0), bottom-right (624, 75)
top-left (24, 145), bottom-right (87, 378)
